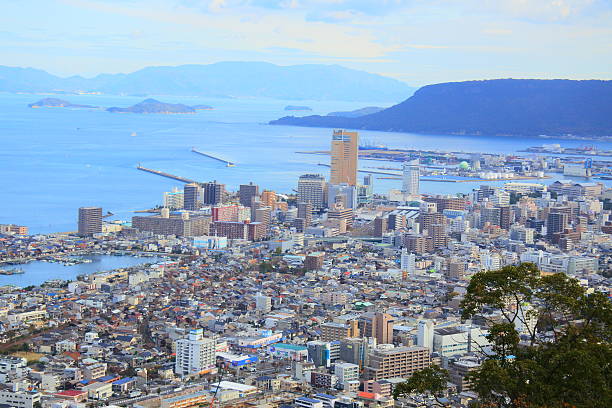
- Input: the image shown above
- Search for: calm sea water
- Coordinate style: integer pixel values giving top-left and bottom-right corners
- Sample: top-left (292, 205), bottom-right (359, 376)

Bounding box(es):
top-left (1, 92), bottom-right (610, 234)
top-left (0, 254), bottom-right (163, 287)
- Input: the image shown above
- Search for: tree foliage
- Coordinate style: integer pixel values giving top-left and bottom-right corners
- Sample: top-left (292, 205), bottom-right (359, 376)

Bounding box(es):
top-left (459, 263), bottom-right (612, 407)
top-left (393, 365), bottom-right (450, 406)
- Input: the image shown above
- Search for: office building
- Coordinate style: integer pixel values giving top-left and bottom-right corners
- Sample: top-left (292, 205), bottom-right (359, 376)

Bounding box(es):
top-left (201, 181), bottom-right (225, 205)
top-left (239, 182), bottom-right (259, 207)
top-left (361, 312), bottom-right (394, 345)
top-left (183, 183), bottom-right (201, 211)
top-left (374, 217), bottom-right (387, 237)
top-left (78, 207), bottom-right (102, 236)
top-left (174, 329), bottom-right (216, 377)
top-left (402, 159), bottom-right (420, 197)
top-left (547, 207), bottom-right (570, 235)
top-left (307, 341), bottom-right (332, 368)
top-left (327, 202), bottom-right (354, 229)
top-left (330, 129), bottom-right (359, 186)
top-left (298, 174), bottom-right (326, 211)
top-left (358, 174), bottom-right (374, 204)
top-left (328, 183), bottom-right (357, 209)
top-left (365, 346), bottom-right (430, 380)
top-left (297, 202), bottom-right (313, 227)
top-left (132, 212), bottom-right (210, 237)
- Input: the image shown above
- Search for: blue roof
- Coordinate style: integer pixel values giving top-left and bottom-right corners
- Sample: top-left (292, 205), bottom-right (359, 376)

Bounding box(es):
top-left (99, 375), bottom-right (118, 382)
top-left (112, 377), bottom-right (135, 385)
top-left (314, 393), bottom-right (336, 399)
top-left (297, 397), bottom-right (320, 403)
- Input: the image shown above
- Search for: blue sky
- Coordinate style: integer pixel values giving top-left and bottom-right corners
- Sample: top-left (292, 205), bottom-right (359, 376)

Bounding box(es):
top-left (2, 0), bottom-right (611, 85)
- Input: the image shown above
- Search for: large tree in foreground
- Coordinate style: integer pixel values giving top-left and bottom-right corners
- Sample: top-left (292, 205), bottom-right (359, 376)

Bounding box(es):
top-left (394, 263), bottom-right (611, 407)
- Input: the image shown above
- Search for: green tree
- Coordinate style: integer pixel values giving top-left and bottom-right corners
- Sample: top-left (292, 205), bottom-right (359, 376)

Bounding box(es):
top-left (459, 263), bottom-right (611, 408)
top-left (392, 365), bottom-right (450, 407)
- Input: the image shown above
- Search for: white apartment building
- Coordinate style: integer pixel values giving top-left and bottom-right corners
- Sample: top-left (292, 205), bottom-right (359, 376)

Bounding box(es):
top-left (174, 329), bottom-right (216, 377)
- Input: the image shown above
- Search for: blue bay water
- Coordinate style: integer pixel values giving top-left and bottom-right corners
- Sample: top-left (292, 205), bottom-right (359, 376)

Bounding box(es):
top-left (1, 93), bottom-right (610, 234)
top-left (0, 255), bottom-right (164, 287)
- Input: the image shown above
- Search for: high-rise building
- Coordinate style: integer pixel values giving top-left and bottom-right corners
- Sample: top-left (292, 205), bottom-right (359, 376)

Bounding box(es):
top-left (304, 252), bottom-right (324, 271)
top-left (400, 248), bottom-right (415, 275)
top-left (360, 312), bottom-right (394, 345)
top-left (358, 174), bottom-right (374, 204)
top-left (307, 341), bottom-right (332, 368)
top-left (183, 183), bottom-right (201, 211)
top-left (327, 203), bottom-right (354, 229)
top-left (78, 207), bottom-right (102, 236)
top-left (132, 212), bottom-right (211, 237)
top-left (163, 188), bottom-right (184, 209)
top-left (330, 130), bottom-right (359, 186)
top-left (239, 182), bottom-right (259, 207)
top-left (255, 294), bottom-right (272, 313)
top-left (417, 320), bottom-right (435, 352)
top-left (174, 329), bottom-right (216, 377)
top-left (547, 207), bottom-right (570, 240)
top-left (374, 217), bottom-right (387, 237)
top-left (201, 181), bottom-right (225, 205)
top-left (297, 202), bottom-right (313, 227)
top-left (327, 183), bottom-right (357, 209)
top-left (365, 346), bottom-right (430, 380)
top-left (261, 190), bottom-right (277, 209)
top-left (402, 159), bottom-right (420, 197)
top-left (320, 321), bottom-right (360, 342)
top-left (298, 174), bottom-right (326, 211)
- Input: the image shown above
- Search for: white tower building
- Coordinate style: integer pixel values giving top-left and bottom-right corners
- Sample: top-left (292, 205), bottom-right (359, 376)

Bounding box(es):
top-left (402, 159), bottom-right (420, 198)
top-left (417, 320), bottom-right (435, 352)
top-left (174, 329), bottom-right (215, 377)
top-left (400, 248), bottom-right (416, 275)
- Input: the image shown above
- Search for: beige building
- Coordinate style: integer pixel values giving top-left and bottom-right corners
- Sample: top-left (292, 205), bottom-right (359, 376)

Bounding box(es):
top-left (330, 129), bottom-right (359, 186)
top-left (320, 321), bottom-right (360, 342)
top-left (365, 346), bottom-right (430, 380)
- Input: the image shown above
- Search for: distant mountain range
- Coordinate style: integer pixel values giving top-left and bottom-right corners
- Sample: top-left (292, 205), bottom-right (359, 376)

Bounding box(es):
top-left (0, 62), bottom-right (414, 102)
top-left (270, 79), bottom-right (612, 137)
top-left (327, 106), bottom-right (384, 118)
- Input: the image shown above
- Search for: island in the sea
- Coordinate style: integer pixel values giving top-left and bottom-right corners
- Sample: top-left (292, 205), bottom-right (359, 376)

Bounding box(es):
top-left (28, 98), bottom-right (99, 109)
top-left (192, 104), bottom-right (214, 110)
top-left (284, 105), bottom-right (312, 111)
top-left (107, 99), bottom-right (197, 114)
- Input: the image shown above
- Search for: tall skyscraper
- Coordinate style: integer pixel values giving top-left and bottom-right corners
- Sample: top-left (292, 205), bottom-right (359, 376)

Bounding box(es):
top-left (183, 183), bottom-right (201, 211)
top-left (297, 174), bottom-right (326, 211)
top-left (239, 182), bottom-right (259, 207)
top-left (78, 207), bottom-right (102, 236)
top-left (402, 158), bottom-right (420, 197)
top-left (330, 129), bottom-right (359, 186)
top-left (174, 329), bottom-right (216, 377)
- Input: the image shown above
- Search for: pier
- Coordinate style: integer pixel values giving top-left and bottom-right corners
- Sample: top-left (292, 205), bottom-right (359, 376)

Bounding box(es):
top-left (136, 165), bottom-right (197, 184)
top-left (191, 147), bottom-right (235, 166)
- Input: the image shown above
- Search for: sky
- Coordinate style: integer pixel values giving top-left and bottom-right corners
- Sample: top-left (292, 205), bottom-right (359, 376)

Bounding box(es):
top-left (1, 0), bottom-right (611, 86)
